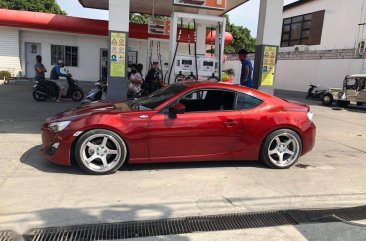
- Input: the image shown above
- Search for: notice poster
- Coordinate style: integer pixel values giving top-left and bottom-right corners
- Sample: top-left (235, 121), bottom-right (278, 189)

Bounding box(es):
top-left (110, 32), bottom-right (126, 78)
top-left (173, 0), bottom-right (227, 11)
top-left (148, 19), bottom-right (171, 35)
top-left (261, 46), bottom-right (277, 86)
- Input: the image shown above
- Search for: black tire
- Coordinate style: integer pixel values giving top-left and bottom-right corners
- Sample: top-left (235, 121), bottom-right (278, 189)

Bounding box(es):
top-left (260, 129), bottom-right (302, 169)
top-left (33, 89), bottom-right (47, 102)
top-left (175, 74), bottom-right (186, 82)
top-left (207, 76), bottom-right (220, 82)
top-left (357, 102), bottom-right (364, 107)
top-left (336, 100), bottom-right (350, 108)
top-left (75, 129), bottom-right (128, 175)
top-left (72, 89), bottom-right (84, 102)
top-left (321, 93), bottom-right (333, 106)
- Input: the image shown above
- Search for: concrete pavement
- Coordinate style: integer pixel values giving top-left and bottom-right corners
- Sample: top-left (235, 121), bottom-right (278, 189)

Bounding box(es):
top-left (0, 82), bottom-right (366, 240)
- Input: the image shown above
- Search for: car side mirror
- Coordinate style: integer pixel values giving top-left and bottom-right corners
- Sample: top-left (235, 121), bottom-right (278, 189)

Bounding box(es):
top-left (169, 103), bottom-right (186, 119)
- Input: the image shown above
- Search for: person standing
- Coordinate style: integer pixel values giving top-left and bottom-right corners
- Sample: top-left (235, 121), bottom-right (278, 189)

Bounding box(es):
top-left (50, 60), bottom-right (68, 102)
top-left (34, 55), bottom-right (47, 81)
top-left (128, 63), bottom-right (144, 98)
top-left (239, 49), bottom-right (253, 88)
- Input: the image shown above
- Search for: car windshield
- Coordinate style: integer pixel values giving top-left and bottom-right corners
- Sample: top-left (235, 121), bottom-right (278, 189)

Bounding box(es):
top-left (131, 83), bottom-right (189, 110)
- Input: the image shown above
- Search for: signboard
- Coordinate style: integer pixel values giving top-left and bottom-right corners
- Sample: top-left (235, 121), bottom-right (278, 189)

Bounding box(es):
top-left (173, 0), bottom-right (227, 11)
top-left (110, 32), bottom-right (126, 78)
top-left (148, 19), bottom-right (171, 35)
top-left (261, 46), bottom-right (277, 86)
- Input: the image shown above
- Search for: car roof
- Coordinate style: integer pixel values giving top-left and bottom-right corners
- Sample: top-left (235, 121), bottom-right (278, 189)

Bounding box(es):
top-left (348, 74), bottom-right (366, 78)
top-left (180, 81), bottom-right (276, 100)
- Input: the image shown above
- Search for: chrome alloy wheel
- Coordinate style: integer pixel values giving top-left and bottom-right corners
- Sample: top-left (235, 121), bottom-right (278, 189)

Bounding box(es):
top-left (267, 133), bottom-right (301, 167)
top-left (80, 134), bottom-right (126, 173)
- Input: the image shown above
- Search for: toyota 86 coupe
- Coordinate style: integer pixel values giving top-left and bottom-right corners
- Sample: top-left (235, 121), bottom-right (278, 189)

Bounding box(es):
top-left (41, 82), bottom-right (316, 175)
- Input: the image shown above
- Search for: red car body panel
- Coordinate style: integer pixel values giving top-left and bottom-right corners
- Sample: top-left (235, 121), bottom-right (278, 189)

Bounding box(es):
top-left (40, 83), bottom-right (316, 166)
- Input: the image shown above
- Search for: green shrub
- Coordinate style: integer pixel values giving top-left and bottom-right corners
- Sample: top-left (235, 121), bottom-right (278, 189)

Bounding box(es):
top-left (0, 71), bottom-right (11, 80)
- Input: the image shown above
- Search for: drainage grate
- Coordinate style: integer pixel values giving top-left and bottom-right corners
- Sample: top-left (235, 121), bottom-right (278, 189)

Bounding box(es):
top-left (0, 231), bottom-right (14, 241)
top-left (29, 205), bottom-right (366, 241)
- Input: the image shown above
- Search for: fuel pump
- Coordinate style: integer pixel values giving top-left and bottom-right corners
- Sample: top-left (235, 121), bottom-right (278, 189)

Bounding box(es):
top-left (168, 13), bottom-right (226, 84)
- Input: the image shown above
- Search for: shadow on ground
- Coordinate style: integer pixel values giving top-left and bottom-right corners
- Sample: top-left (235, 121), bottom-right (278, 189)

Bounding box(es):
top-left (20, 145), bottom-right (269, 175)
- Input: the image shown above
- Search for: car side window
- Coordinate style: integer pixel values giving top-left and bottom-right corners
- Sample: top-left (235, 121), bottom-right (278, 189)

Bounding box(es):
top-left (236, 92), bottom-right (263, 110)
top-left (179, 89), bottom-right (236, 113)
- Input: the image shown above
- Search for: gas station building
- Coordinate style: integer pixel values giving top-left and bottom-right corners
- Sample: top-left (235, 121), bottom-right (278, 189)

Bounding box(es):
top-left (0, 0), bottom-right (285, 99)
top-left (80, 0), bottom-right (284, 99)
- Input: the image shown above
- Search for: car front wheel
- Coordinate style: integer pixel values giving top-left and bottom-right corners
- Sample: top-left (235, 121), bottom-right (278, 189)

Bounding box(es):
top-left (75, 129), bottom-right (127, 175)
top-left (261, 129), bottom-right (302, 169)
top-left (321, 93), bottom-right (333, 106)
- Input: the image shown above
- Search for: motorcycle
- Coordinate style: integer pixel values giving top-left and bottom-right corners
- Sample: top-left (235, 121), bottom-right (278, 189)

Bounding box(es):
top-left (306, 84), bottom-right (326, 100)
top-left (32, 72), bottom-right (84, 102)
top-left (81, 78), bottom-right (107, 105)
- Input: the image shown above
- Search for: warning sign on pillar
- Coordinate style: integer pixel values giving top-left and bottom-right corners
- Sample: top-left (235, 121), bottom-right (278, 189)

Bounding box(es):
top-left (261, 46), bottom-right (277, 86)
top-left (110, 32), bottom-right (126, 78)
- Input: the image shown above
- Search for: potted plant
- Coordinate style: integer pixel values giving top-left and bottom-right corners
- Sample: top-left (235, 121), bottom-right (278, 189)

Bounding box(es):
top-left (221, 69), bottom-right (235, 83)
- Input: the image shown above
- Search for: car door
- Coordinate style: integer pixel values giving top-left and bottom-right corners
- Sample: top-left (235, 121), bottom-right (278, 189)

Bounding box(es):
top-left (356, 79), bottom-right (366, 102)
top-left (148, 89), bottom-right (244, 161)
top-left (345, 78), bottom-right (359, 101)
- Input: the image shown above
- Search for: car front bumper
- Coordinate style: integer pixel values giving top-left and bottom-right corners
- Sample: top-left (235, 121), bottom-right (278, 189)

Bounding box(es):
top-left (40, 125), bottom-right (77, 166)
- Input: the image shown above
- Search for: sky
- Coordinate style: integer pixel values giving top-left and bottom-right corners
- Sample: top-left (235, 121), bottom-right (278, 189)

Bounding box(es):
top-left (56, 0), bottom-right (299, 37)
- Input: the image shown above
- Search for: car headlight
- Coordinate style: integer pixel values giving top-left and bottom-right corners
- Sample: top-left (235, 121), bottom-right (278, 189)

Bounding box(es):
top-left (307, 111), bottom-right (314, 121)
top-left (48, 121), bottom-right (71, 132)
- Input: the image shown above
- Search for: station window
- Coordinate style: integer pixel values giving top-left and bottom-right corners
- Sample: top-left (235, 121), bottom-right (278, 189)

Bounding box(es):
top-left (51, 45), bottom-right (79, 67)
top-left (281, 13), bottom-right (312, 47)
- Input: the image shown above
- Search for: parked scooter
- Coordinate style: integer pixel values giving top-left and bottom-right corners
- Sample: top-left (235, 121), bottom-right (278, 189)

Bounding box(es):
top-left (32, 72), bottom-right (84, 102)
top-left (306, 84), bottom-right (326, 100)
top-left (81, 78), bottom-right (107, 104)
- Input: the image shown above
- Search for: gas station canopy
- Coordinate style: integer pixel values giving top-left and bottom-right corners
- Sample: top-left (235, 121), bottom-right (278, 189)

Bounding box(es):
top-left (79, 0), bottom-right (249, 16)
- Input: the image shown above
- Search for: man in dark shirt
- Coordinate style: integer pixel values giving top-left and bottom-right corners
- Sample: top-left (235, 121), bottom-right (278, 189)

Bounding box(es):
top-left (34, 55), bottom-right (47, 81)
top-left (239, 49), bottom-right (253, 88)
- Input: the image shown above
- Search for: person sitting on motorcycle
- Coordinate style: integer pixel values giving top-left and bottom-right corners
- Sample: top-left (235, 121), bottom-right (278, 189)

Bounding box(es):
top-left (128, 64), bottom-right (144, 98)
top-left (50, 60), bottom-right (68, 102)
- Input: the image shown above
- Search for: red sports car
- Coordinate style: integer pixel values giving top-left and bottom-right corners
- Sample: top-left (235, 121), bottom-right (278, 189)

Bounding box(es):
top-left (41, 82), bottom-right (316, 175)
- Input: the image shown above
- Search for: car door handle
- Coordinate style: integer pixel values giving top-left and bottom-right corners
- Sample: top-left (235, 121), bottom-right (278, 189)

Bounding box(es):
top-left (139, 115), bottom-right (149, 119)
top-left (224, 120), bottom-right (239, 127)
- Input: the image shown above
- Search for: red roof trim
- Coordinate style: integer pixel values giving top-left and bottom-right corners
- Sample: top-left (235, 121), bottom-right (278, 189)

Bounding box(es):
top-left (0, 9), bottom-right (233, 45)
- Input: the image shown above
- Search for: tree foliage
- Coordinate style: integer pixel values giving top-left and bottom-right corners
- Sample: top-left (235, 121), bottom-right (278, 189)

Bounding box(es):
top-left (130, 14), bottom-right (169, 24)
top-left (0, 0), bottom-right (66, 15)
top-left (224, 15), bottom-right (256, 54)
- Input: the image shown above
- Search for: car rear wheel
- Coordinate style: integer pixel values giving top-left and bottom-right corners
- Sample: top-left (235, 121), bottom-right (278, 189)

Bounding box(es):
top-left (260, 129), bottom-right (302, 169)
top-left (75, 129), bottom-right (127, 175)
top-left (321, 93), bottom-right (333, 106)
top-left (72, 90), bottom-right (84, 102)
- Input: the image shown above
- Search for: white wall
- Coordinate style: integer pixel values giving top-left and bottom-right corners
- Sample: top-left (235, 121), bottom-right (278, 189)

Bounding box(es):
top-left (20, 29), bottom-right (108, 81)
top-left (275, 59), bottom-right (366, 92)
top-left (0, 27), bottom-right (22, 77)
top-left (283, 0), bottom-right (365, 50)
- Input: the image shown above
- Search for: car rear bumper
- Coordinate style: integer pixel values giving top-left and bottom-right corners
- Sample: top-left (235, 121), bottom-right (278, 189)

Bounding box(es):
top-left (301, 122), bottom-right (316, 156)
top-left (40, 126), bottom-right (75, 166)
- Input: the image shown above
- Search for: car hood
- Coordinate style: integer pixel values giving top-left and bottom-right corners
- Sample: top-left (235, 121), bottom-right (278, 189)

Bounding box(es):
top-left (46, 101), bottom-right (132, 123)
top-left (328, 88), bottom-right (342, 92)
